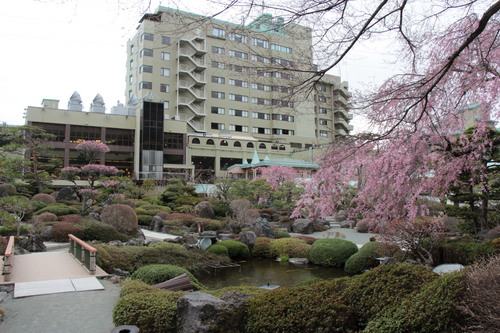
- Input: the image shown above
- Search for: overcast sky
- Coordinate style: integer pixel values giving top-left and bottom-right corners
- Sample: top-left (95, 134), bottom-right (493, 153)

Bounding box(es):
top-left (0, 0), bottom-right (398, 131)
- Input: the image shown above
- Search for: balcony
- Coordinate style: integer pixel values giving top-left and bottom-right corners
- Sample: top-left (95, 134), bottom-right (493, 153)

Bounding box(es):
top-left (334, 117), bottom-right (353, 132)
top-left (334, 109), bottom-right (353, 120)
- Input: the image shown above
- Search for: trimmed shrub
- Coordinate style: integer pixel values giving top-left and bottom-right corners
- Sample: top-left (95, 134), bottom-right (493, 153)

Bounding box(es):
top-left (294, 277), bottom-right (324, 286)
top-left (120, 279), bottom-right (158, 297)
top-left (364, 271), bottom-right (465, 333)
top-left (274, 230), bottom-right (290, 238)
top-left (207, 244), bottom-right (229, 257)
top-left (34, 212), bottom-right (58, 223)
top-left (344, 242), bottom-right (385, 274)
top-left (0, 183), bottom-right (17, 195)
top-left (206, 285), bottom-right (267, 298)
top-left (32, 193), bottom-right (56, 205)
top-left (434, 238), bottom-right (496, 265)
top-left (341, 263), bottom-right (438, 329)
top-left (137, 214), bottom-right (152, 226)
top-left (164, 213), bottom-right (197, 227)
top-left (0, 223), bottom-right (31, 236)
top-left (356, 219), bottom-right (370, 233)
top-left (58, 214), bottom-right (83, 224)
top-left (246, 277), bottom-right (355, 333)
top-left (212, 202), bottom-right (231, 217)
top-left (155, 211), bottom-right (170, 220)
top-left (252, 237), bottom-right (273, 258)
top-left (51, 223), bottom-right (84, 242)
top-left (100, 204), bottom-right (138, 235)
top-left (135, 204), bottom-right (172, 217)
top-left (113, 291), bottom-right (185, 333)
top-left (310, 238), bottom-right (359, 267)
top-left (130, 264), bottom-right (204, 289)
top-left (34, 203), bottom-right (80, 216)
top-left (78, 220), bottom-right (130, 242)
top-left (217, 240), bottom-right (250, 260)
top-left (198, 218), bottom-right (224, 231)
top-left (268, 238), bottom-right (311, 258)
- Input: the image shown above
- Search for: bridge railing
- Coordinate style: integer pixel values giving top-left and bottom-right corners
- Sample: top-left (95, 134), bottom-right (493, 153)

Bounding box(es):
top-left (2, 236), bottom-right (15, 282)
top-left (68, 234), bottom-right (97, 275)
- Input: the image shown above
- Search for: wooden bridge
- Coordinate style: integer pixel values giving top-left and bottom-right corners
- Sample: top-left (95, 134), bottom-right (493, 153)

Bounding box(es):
top-left (1, 235), bottom-right (109, 297)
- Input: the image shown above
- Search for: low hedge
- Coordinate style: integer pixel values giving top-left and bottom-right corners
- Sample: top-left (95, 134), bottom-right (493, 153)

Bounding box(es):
top-left (216, 240), bottom-right (250, 260)
top-left (268, 238), bottom-right (311, 258)
top-left (120, 279), bottom-right (159, 297)
top-left (34, 203), bottom-right (80, 216)
top-left (309, 238), bottom-right (358, 267)
top-left (51, 223), bottom-right (84, 242)
top-left (344, 242), bottom-right (384, 274)
top-left (78, 220), bottom-right (130, 243)
top-left (135, 204), bottom-right (172, 217)
top-left (251, 237), bottom-right (273, 258)
top-left (207, 244), bottom-right (229, 257)
top-left (130, 264), bottom-right (204, 289)
top-left (433, 238), bottom-right (497, 265)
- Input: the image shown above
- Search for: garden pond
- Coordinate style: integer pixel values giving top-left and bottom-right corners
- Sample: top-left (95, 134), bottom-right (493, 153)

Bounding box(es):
top-left (198, 258), bottom-right (347, 289)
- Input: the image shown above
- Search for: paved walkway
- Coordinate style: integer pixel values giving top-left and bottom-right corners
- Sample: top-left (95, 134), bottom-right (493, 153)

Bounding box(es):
top-left (0, 279), bottom-right (121, 333)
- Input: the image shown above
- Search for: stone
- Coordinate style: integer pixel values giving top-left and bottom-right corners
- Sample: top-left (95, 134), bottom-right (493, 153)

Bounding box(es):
top-left (177, 291), bottom-right (251, 333)
top-left (340, 220), bottom-right (356, 229)
top-left (335, 210), bottom-right (348, 222)
top-left (183, 232), bottom-right (199, 245)
top-left (56, 187), bottom-right (79, 202)
top-left (217, 233), bottom-right (233, 241)
top-left (292, 218), bottom-right (314, 234)
top-left (432, 264), bottom-right (464, 275)
top-left (239, 231), bottom-right (257, 249)
top-left (251, 217), bottom-right (275, 238)
top-left (193, 201), bottom-right (215, 219)
top-left (0, 187), bottom-right (8, 198)
top-left (127, 230), bottom-right (145, 246)
top-left (17, 235), bottom-right (46, 252)
top-left (151, 215), bottom-right (164, 232)
top-left (37, 225), bottom-right (53, 241)
top-left (260, 213), bottom-right (272, 221)
top-left (289, 258), bottom-right (309, 265)
top-left (113, 268), bottom-right (130, 278)
top-left (312, 218), bottom-right (328, 232)
top-left (201, 231), bottom-right (217, 238)
top-left (89, 212), bottom-right (101, 221)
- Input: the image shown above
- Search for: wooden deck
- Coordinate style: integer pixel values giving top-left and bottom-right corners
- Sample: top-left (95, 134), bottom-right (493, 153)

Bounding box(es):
top-left (0, 252), bottom-right (108, 284)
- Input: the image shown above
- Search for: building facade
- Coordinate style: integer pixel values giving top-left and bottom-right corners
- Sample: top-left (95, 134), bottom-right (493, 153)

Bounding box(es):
top-left (26, 6), bottom-right (352, 181)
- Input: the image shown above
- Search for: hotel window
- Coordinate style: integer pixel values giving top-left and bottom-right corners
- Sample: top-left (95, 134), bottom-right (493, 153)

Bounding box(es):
top-left (162, 36), bottom-right (171, 45)
top-left (251, 54), bottom-right (270, 64)
top-left (211, 107), bottom-right (225, 114)
top-left (252, 83), bottom-right (271, 91)
top-left (227, 64), bottom-right (247, 73)
top-left (164, 133), bottom-right (184, 150)
top-left (207, 139), bottom-right (215, 145)
top-left (319, 130), bottom-right (328, 137)
top-left (319, 119), bottom-right (328, 125)
top-left (220, 140), bottom-right (228, 146)
top-left (253, 127), bottom-right (271, 134)
top-left (273, 58), bottom-right (293, 67)
top-left (234, 141), bottom-right (242, 147)
top-left (229, 109), bottom-right (248, 117)
top-left (272, 72), bottom-right (293, 80)
top-left (140, 65), bottom-right (152, 73)
top-left (212, 27), bottom-right (226, 38)
top-left (211, 91), bottom-right (225, 99)
top-left (229, 50), bottom-right (248, 59)
top-left (211, 122), bottom-right (225, 130)
top-left (140, 48), bottom-right (153, 57)
top-left (229, 33), bottom-right (247, 43)
top-left (161, 68), bottom-right (170, 76)
top-left (259, 143), bottom-right (267, 149)
top-left (271, 44), bottom-right (292, 54)
top-left (251, 97), bottom-right (270, 105)
top-left (317, 84), bottom-right (327, 91)
top-left (252, 37), bottom-right (269, 48)
top-left (211, 76), bottom-right (225, 84)
top-left (160, 84), bottom-right (170, 93)
top-left (211, 61), bottom-right (225, 69)
top-left (272, 114), bottom-right (294, 122)
top-left (140, 81), bottom-right (152, 89)
top-left (318, 96), bottom-right (327, 103)
top-left (272, 99), bottom-right (294, 108)
top-left (161, 52), bottom-right (170, 60)
top-left (129, 75), bottom-right (133, 84)
top-left (141, 33), bottom-right (153, 41)
top-left (229, 94), bottom-right (248, 102)
top-left (230, 125), bottom-right (248, 132)
top-left (272, 85), bottom-right (293, 93)
top-left (252, 112), bottom-right (270, 120)
top-left (192, 138), bottom-right (200, 144)
top-left (229, 79), bottom-right (248, 88)
top-left (247, 142), bottom-right (254, 148)
top-left (164, 101), bottom-right (169, 110)
top-left (212, 46), bottom-right (225, 54)
top-left (253, 69), bottom-right (271, 77)
top-left (319, 108), bottom-right (328, 114)
top-left (272, 129), bottom-right (294, 135)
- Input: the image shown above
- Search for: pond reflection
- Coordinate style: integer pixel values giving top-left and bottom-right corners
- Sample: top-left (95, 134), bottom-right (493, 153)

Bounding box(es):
top-left (198, 258), bottom-right (347, 289)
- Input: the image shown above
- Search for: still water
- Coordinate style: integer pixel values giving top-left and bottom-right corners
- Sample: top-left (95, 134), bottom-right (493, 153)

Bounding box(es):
top-left (198, 258), bottom-right (347, 289)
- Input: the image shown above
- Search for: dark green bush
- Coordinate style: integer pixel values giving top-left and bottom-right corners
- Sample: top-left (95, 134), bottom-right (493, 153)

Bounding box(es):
top-left (252, 237), bottom-right (273, 257)
top-left (34, 203), bottom-right (80, 216)
top-left (78, 220), bottom-right (131, 242)
top-left (364, 271), bottom-right (465, 332)
top-left (434, 238), bottom-right (496, 265)
top-left (207, 244), bottom-right (229, 257)
top-left (217, 240), bottom-right (250, 260)
top-left (0, 223), bottom-right (31, 236)
top-left (342, 263), bottom-right (438, 329)
top-left (130, 264), bottom-right (204, 289)
top-left (294, 277), bottom-right (324, 286)
top-left (211, 202), bottom-right (231, 217)
top-left (199, 218), bottom-right (224, 231)
top-left (246, 277), bottom-right (355, 333)
top-left (206, 285), bottom-right (267, 298)
top-left (268, 238), bottom-right (311, 258)
top-left (29, 200), bottom-right (47, 211)
top-left (137, 214), bottom-right (152, 226)
top-left (274, 230), bottom-right (290, 238)
top-left (344, 242), bottom-right (385, 274)
top-left (113, 291), bottom-right (185, 333)
top-left (120, 279), bottom-right (159, 297)
top-left (0, 183), bottom-right (17, 195)
top-left (135, 204), bottom-right (172, 217)
top-left (51, 222), bottom-right (84, 242)
top-left (100, 204), bottom-right (138, 235)
top-left (310, 238), bottom-right (359, 267)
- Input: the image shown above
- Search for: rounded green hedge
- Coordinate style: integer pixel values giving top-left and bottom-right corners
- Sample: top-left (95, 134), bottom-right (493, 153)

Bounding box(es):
top-left (113, 291), bottom-right (184, 333)
top-left (252, 237), bottom-right (273, 258)
top-left (35, 203), bottom-right (80, 216)
top-left (130, 264), bottom-right (204, 289)
top-left (217, 240), bottom-right (250, 260)
top-left (344, 242), bottom-right (384, 274)
top-left (310, 238), bottom-right (358, 267)
top-left (268, 238), bottom-right (311, 258)
top-left (207, 244), bottom-right (229, 257)
top-left (78, 220), bottom-right (130, 242)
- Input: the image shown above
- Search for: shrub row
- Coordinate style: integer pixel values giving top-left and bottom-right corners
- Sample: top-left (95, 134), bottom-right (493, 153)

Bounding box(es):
top-left (130, 264), bottom-right (204, 289)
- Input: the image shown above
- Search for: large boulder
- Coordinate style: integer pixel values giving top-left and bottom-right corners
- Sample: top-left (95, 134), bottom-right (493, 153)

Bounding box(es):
top-left (151, 215), bottom-right (164, 232)
top-left (17, 235), bottom-right (46, 252)
top-left (340, 220), bottom-right (356, 229)
top-left (177, 291), bottom-right (251, 333)
top-left (193, 201), bottom-right (215, 219)
top-left (335, 210), bottom-right (348, 222)
top-left (239, 231), bottom-right (257, 250)
top-left (292, 218), bottom-right (314, 234)
top-left (312, 218), bottom-right (329, 232)
top-left (56, 187), bottom-right (79, 202)
top-left (250, 217), bottom-right (275, 238)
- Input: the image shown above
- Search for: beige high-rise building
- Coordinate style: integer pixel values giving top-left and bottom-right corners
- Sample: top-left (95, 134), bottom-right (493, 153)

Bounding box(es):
top-left (26, 6), bottom-right (352, 181)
